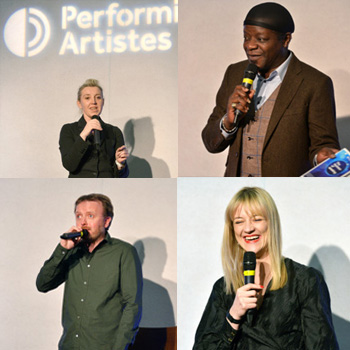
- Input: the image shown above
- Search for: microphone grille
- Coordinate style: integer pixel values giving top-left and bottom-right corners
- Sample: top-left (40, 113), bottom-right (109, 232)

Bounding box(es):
top-left (243, 251), bottom-right (256, 270)
top-left (246, 63), bottom-right (258, 75)
top-left (82, 229), bottom-right (89, 238)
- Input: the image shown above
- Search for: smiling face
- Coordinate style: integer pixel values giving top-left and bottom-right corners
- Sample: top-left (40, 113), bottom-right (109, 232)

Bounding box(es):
top-left (77, 86), bottom-right (104, 120)
top-left (75, 200), bottom-right (111, 244)
top-left (243, 25), bottom-right (291, 78)
top-left (233, 204), bottom-right (269, 258)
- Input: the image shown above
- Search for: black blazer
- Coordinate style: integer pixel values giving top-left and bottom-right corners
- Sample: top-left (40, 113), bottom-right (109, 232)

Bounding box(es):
top-left (193, 258), bottom-right (339, 350)
top-left (59, 116), bottom-right (129, 178)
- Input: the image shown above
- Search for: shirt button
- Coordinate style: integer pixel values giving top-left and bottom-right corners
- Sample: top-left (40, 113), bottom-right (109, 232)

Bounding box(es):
top-left (81, 299), bottom-right (84, 302)
top-left (248, 137), bottom-right (253, 141)
top-left (87, 264), bottom-right (90, 268)
top-left (77, 316), bottom-right (80, 319)
top-left (76, 334), bottom-right (79, 338)
top-left (84, 281), bottom-right (87, 285)
top-left (247, 156), bottom-right (253, 159)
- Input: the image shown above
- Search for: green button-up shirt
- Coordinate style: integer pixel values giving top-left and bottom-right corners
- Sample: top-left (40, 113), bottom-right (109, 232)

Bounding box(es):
top-left (36, 233), bottom-right (142, 350)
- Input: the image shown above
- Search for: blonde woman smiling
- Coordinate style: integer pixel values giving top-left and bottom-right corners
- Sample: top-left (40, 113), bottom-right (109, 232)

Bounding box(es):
top-left (193, 187), bottom-right (339, 350)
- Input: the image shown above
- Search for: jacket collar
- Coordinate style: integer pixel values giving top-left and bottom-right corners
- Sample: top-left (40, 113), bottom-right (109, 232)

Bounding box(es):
top-left (77, 115), bottom-right (87, 132)
top-left (263, 52), bottom-right (303, 148)
top-left (77, 115), bottom-right (107, 130)
top-left (77, 115), bottom-right (107, 144)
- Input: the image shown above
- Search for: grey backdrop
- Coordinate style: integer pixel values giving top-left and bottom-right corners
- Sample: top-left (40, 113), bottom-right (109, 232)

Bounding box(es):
top-left (0, 178), bottom-right (177, 349)
top-left (178, 178), bottom-right (350, 350)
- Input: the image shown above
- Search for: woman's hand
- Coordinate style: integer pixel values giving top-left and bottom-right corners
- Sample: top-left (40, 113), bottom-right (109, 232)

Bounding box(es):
top-left (228, 283), bottom-right (263, 323)
top-left (115, 145), bottom-right (129, 165)
top-left (80, 119), bottom-right (103, 141)
top-left (224, 86), bottom-right (255, 129)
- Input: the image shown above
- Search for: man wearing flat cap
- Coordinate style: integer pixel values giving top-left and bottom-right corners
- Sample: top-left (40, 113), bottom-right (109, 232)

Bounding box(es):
top-left (202, 2), bottom-right (340, 177)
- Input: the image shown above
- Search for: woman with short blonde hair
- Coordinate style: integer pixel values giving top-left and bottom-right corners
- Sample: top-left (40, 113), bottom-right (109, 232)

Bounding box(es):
top-left (59, 79), bottom-right (129, 178)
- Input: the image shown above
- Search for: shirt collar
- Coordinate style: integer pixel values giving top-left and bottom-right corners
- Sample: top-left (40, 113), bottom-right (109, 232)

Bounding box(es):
top-left (104, 232), bottom-right (112, 244)
top-left (257, 51), bottom-right (292, 82)
top-left (95, 232), bottom-right (111, 246)
top-left (79, 232), bottom-right (112, 254)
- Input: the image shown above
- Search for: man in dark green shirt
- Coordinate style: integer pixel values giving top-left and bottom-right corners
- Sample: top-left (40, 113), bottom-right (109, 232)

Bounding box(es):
top-left (36, 193), bottom-right (142, 350)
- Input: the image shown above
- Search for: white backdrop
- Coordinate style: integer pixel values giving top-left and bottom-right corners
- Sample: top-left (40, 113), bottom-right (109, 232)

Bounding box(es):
top-left (178, 177), bottom-right (350, 350)
top-left (0, 0), bottom-right (178, 178)
top-left (0, 178), bottom-right (177, 349)
top-left (179, 0), bottom-right (350, 176)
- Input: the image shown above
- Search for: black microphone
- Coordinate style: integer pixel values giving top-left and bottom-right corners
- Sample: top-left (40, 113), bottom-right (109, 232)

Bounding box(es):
top-left (92, 115), bottom-right (101, 146)
top-left (60, 229), bottom-right (89, 240)
top-left (243, 251), bottom-right (256, 325)
top-left (233, 63), bottom-right (258, 124)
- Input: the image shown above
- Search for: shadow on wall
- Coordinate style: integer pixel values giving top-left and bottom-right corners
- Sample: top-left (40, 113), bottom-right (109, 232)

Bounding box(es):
top-left (124, 117), bottom-right (171, 178)
top-left (133, 238), bottom-right (176, 327)
top-left (336, 116), bottom-right (350, 151)
top-left (131, 238), bottom-right (177, 350)
top-left (308, 246), bottom-right (350, 350)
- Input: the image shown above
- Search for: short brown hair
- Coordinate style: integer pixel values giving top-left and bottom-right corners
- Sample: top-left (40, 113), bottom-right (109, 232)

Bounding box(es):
top-left (74, 193), bottom-right (114, 228)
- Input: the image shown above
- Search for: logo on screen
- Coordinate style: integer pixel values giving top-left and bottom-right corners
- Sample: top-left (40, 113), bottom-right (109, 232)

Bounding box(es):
top-left (4, 8), bottom-right (50, 57)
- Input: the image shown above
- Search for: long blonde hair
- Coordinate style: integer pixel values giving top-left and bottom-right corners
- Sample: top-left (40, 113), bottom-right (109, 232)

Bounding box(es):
top-left (221, 187), bottom-right (287, 294)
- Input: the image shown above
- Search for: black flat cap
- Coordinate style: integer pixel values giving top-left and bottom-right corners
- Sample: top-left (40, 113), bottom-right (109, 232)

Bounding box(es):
top-left (244, 2), bottom-right (295, 33)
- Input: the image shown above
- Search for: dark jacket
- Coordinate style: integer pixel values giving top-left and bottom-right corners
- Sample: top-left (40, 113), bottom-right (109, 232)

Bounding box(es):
top-left (193, 258), bottom-right (339, 350)
top-left (59, 116), bottom-right (129, 178)
top-left (202, 53), bottom-right (340, 176)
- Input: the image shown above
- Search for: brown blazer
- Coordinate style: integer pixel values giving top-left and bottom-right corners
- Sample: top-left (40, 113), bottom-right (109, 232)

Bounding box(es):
top-left (202, 53), bottom-right (340, 177)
